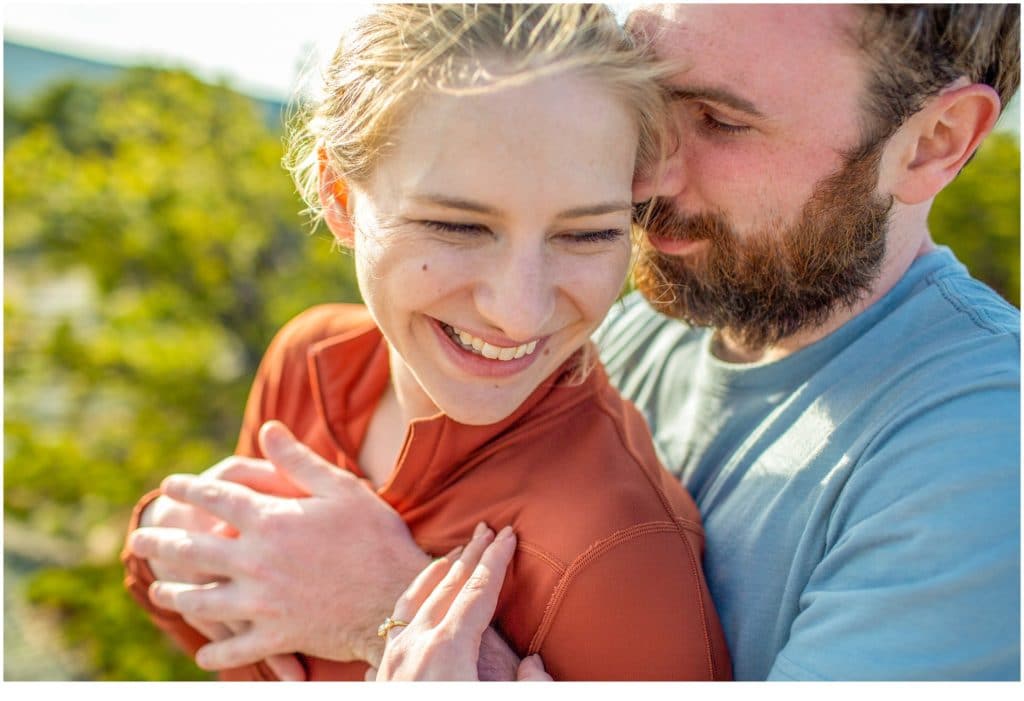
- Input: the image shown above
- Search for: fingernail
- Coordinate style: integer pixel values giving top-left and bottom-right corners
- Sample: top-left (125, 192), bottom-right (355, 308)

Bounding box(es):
top-left (128, 531), bottom-right (147, 552)
top-left (473, 521), bottom-right (488, 538)
top-left (496, 525), bottom-right (514, 542)
top-left (161, 474), bottom-right (189, 493)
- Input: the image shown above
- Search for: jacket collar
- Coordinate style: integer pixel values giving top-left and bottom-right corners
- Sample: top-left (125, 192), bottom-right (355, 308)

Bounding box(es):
top-left (307, 319), bottom-right (598, 508)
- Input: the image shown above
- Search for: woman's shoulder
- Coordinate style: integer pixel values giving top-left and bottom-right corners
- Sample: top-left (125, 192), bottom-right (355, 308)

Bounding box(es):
top-left (504, 370), bottom-right (703, 550)
top-left (273, 303), bottom-right (373, 347)
top-left (249, 303), bottom-right (374, 388)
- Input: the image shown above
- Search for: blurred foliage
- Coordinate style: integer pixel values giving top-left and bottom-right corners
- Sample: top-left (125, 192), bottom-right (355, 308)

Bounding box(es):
top-left (4, 67), bottom-right (359, 680)
top-left (2, 66), bottom-right (1019, 681)
top-left (931, 131), bottom-right (1020, 306)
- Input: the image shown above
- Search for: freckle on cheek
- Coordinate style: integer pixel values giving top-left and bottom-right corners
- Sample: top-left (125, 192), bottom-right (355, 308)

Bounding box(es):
top-left (544, 348), bottom-right (550, 355)
top-left (422, 263), bottom-right (428, 271)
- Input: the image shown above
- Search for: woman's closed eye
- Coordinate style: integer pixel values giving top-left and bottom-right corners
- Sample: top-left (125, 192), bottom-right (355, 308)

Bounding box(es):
top-left (421, 220), bottom-right (490, 236)
top-left (421, 221), bottom-right (625, 245)
top-left (561, 228), bottom-right (627, 244)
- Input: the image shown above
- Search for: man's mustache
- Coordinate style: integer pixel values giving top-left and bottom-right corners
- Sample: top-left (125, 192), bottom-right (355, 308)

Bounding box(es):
top-left (635, 198), bottom-right (725, 244)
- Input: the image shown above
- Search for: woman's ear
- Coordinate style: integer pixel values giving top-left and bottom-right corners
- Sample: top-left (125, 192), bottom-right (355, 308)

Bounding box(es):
top-left (318, 146), bottom-right (355, 246)
top-left (881, 80), bottom-right (1001, 205)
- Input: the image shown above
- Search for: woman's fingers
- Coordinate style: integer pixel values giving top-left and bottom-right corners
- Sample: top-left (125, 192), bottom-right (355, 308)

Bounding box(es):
top-left (443, 526), bottom-right (516, 635)
top-left (414, 522), bottom-right (494, 626)
top-left (389, 546), bottom-right (462, 629)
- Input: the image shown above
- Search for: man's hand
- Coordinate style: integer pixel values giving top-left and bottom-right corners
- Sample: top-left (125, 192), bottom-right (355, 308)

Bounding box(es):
top-left (376, 523), bottom-right (550, 681)
top-left (128, 420), bottom-right (431, 670)
top-left (138, 453), bottom-right (308, 582)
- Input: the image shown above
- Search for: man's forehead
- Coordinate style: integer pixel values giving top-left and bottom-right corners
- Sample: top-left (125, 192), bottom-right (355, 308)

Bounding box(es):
top-left (629, 4), bottom-right (857, 57)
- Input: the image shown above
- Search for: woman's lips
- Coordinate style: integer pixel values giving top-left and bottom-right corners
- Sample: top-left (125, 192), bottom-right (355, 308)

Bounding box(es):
top-left (442, 323), bottom-right (538, 361)
top-left (430, 318), bottom-right (546, 378)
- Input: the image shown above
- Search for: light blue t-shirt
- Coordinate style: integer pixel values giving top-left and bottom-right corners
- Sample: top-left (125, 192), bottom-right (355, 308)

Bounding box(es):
top-left (595, 247), bottom-right (1020, 680)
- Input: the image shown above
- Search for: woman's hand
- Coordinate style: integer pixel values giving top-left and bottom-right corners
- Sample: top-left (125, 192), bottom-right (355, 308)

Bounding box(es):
top-left (375, 522), bottom-right (551, 681)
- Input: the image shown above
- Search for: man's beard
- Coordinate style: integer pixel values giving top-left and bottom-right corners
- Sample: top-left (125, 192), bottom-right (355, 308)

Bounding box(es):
top-left (633, 143), bottom-right (894, 350)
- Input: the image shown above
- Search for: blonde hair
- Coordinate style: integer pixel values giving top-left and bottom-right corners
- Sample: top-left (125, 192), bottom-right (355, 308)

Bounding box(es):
top-left (284, 3), bottom-right (675, 384)
top-left (284, 3), bottom-right (673, 227)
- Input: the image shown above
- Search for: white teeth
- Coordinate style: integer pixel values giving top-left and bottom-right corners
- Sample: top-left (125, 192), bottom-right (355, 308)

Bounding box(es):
top-left (447, 325), bottom-right (538, 361)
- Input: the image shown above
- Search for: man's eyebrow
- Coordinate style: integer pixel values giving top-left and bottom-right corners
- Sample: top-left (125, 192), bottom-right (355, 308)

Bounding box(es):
top-left (411, 195), bottom-right (631, 219)
top-left (668, 86), bottom-right (766, 119)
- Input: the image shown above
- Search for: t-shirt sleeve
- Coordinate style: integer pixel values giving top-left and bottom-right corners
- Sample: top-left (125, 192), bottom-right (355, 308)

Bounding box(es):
top-left (767, 385), bottom-right (1020, 680)
top-left (532, 524), bottom-right (731, 680)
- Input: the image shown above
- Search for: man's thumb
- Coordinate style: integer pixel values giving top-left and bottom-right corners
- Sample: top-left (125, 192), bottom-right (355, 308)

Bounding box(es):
top-left (258, 420), bottom-right (342, 495)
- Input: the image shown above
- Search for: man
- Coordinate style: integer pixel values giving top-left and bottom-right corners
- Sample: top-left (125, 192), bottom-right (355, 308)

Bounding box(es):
top-left (126, 3), bottom-right (1020, 680)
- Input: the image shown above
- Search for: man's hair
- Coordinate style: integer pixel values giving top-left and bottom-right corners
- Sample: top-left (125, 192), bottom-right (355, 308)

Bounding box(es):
top-left (852, 3), bottom-right (1020, 145)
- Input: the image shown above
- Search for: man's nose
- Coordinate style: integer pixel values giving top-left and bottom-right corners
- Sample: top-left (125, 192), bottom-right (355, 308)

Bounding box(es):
top-left (475, 244), bottom-right (556, 342)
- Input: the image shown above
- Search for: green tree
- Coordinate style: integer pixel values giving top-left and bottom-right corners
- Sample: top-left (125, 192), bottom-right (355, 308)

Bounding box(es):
top-left (4, 68), bottom-right (360, 679)
top-left (930, 131), bottom-right (1020, 307)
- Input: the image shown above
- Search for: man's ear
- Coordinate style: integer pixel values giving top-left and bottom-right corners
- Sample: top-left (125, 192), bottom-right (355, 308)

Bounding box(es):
top-left (882, 81), bottom-right (1001, 205)
top-left (318, 146), bottom-right (355, 246)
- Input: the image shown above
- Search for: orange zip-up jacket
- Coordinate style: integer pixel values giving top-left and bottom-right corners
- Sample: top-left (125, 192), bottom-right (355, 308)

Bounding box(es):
top-left (122, 304), bottom-right (731, 681)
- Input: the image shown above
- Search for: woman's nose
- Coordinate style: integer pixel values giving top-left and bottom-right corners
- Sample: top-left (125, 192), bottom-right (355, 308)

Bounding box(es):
top-left (475, 245), bottom-right (556, 342)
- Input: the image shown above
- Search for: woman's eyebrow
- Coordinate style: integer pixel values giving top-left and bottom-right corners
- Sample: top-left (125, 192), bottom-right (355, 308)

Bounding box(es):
top-left (409, 195), bottom-right (631, 219)
top-left (410, 195), bottom-right (501, 216)
top-left (668, 85), bottom-right (765, 119)
top-left (556, 202), bottom-right (633, 219)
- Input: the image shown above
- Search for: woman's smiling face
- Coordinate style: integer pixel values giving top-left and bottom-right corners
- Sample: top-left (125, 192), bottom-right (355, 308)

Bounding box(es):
top-left (345, 73), bottom-right (638, 425)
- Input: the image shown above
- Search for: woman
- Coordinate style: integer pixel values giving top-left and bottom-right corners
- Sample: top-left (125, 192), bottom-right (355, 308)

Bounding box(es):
top-left (122, 4), bottom-right (730, 681)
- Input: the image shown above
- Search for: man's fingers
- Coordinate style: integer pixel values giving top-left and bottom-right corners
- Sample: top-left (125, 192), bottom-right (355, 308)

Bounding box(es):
top-left (194, 630), bottom-right (281, 671)
top-left (416, 522), bottom-right (494, 625)
top-left (183, 615), bottom-right (233, 643)
top-left (160, 474), bottom-right (263, 531)
top-left (129, 528), bottom-right (238, 577)
top-left (266, 653), bottom-right (307, 682)
top-left (258, 420), bottom-right (347, 496)
top-left (516, 654), bottom-right (551, 681)
top-left (148, 580), bottom-right (245, 620)
top-left (205, 456), bottom-right (309, 498)
top-left (443, 526), bottom-right (516, 635)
